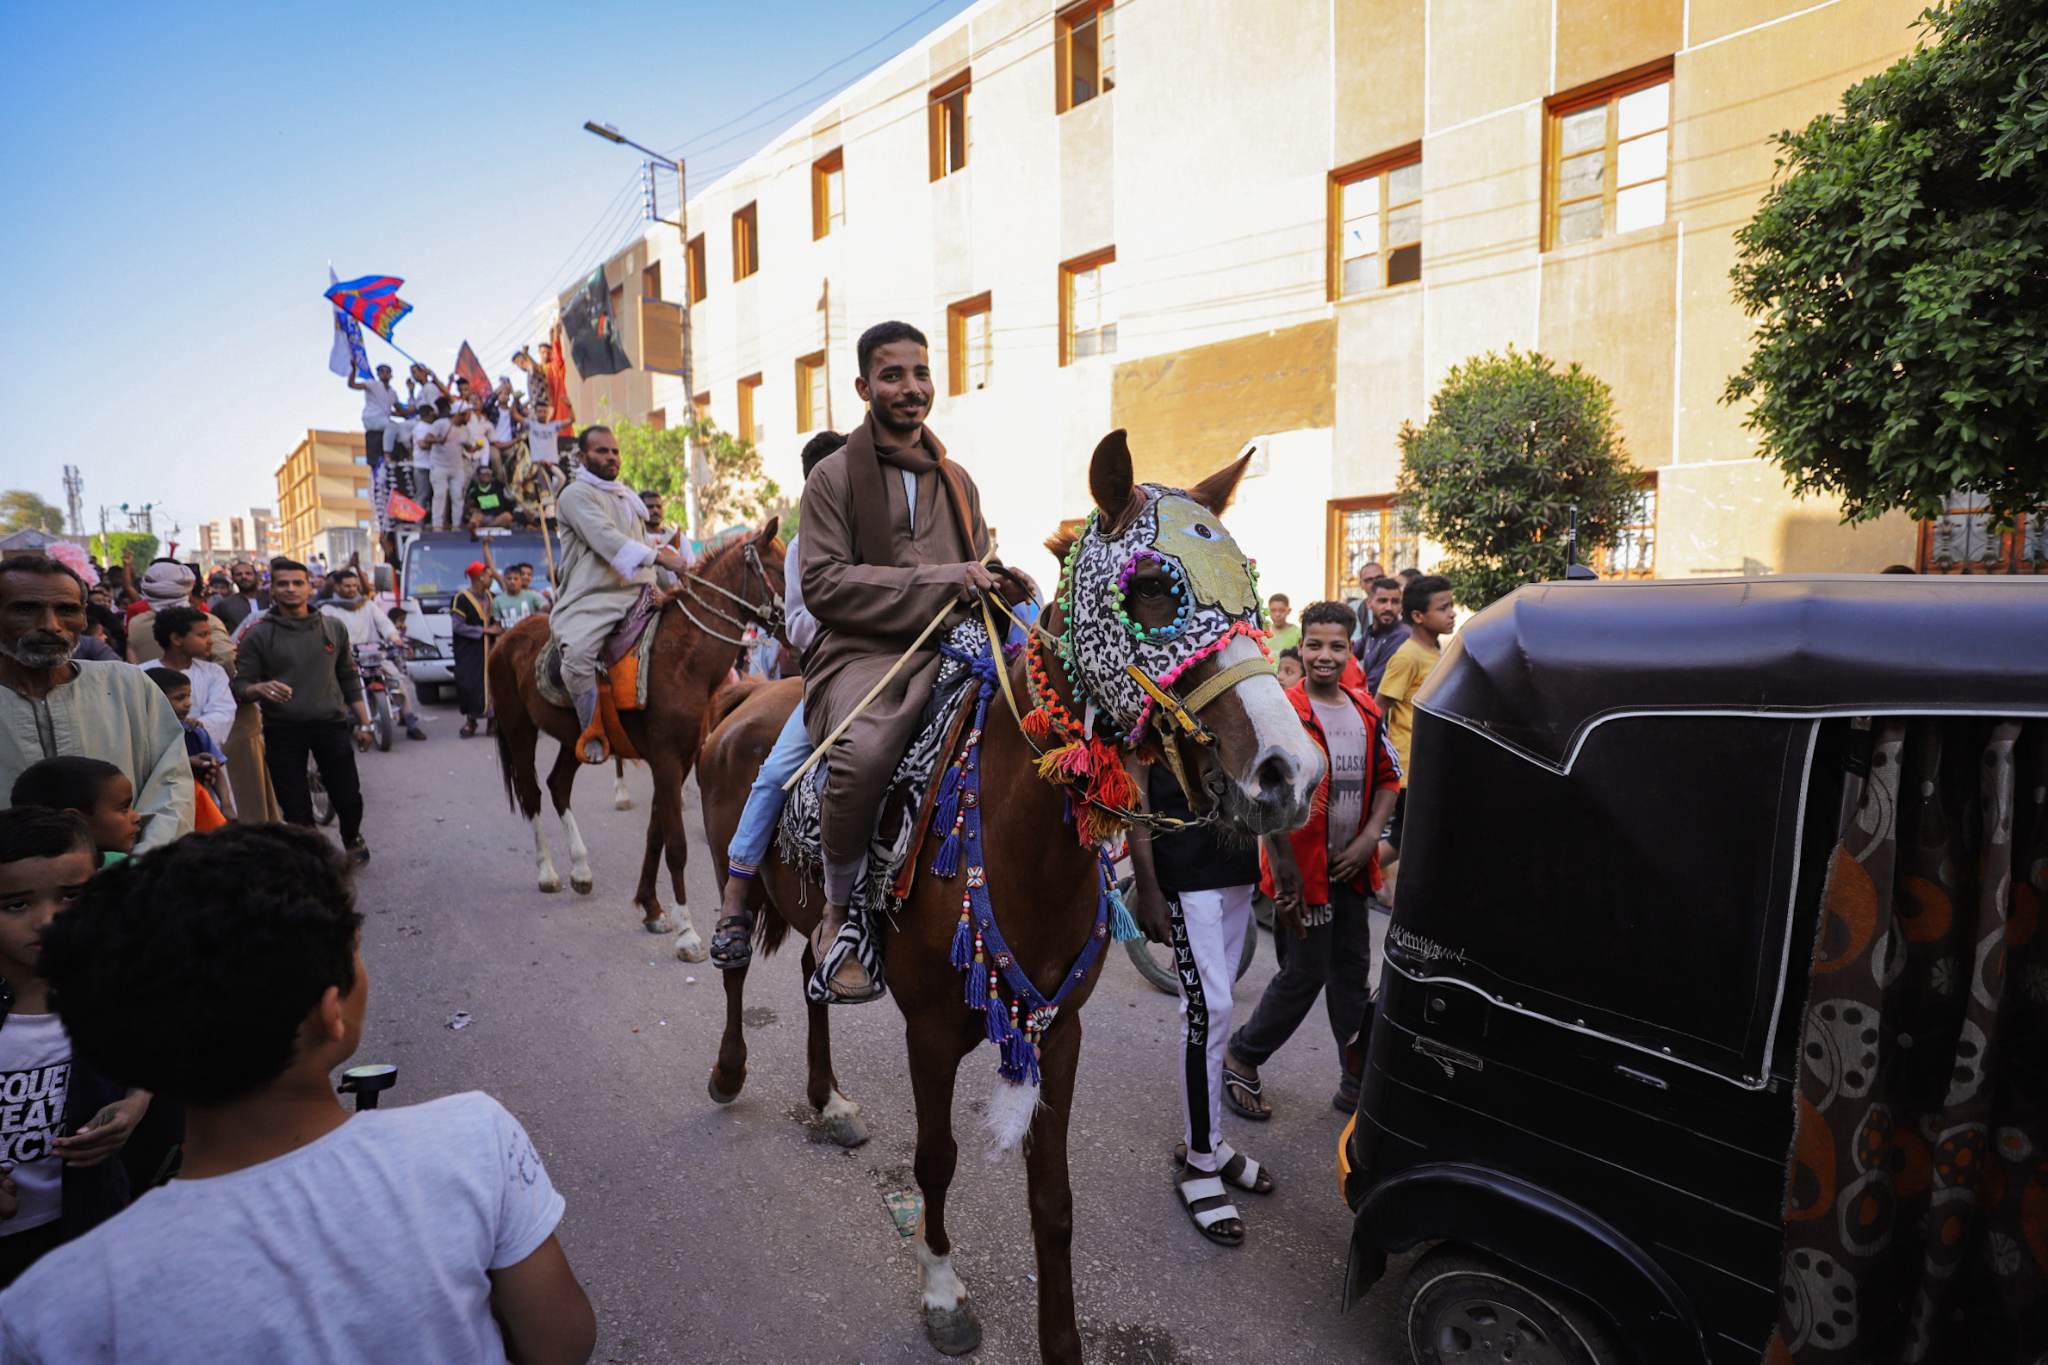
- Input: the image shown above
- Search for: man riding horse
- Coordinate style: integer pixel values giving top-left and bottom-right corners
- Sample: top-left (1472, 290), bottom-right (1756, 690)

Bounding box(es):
top-left (798, 320), bottom-right (1031, 1003)
top-left (553, 424), bottom-right (692, 762)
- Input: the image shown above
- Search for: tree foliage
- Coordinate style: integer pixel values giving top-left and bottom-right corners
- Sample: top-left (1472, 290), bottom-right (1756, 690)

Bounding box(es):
top-left (610, 418), bottom-right (782, 537)
top-left (91, 531), bottom-right (158, 568)
top-left (1724, 0), bottom-right (2048, 523)
top-left (1397, 349), bottom-right (1641, 610)
top-left (0, 490), bottom-right (66, 535)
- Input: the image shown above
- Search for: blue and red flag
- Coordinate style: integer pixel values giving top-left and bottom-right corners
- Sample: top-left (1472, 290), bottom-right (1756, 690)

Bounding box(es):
top-left (324, 274), bottom-right (413, 341)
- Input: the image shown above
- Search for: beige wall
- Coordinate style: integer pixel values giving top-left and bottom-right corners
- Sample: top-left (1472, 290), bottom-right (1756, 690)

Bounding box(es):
top-left (274, 430), bottom-right (370, 564)
top-left (644, 0), bottom-right (1928, 587)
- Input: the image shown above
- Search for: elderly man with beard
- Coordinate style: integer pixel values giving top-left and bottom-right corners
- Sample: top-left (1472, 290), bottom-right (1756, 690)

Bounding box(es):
top-left (0, 557), bottom-right (192, 851)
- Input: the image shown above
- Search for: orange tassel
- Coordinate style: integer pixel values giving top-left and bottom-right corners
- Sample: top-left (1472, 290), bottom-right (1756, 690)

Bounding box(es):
top-left (1088, 747), bottom-right (1138, 810)
top-left (1036, 742), bottom-right (1092, 783)
top-left (1022, 707), bottom-right (1055, 743)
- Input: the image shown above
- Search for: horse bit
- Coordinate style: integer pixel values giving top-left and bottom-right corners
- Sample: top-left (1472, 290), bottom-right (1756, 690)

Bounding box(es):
top-left (672, 541), bottom-right (785, 648)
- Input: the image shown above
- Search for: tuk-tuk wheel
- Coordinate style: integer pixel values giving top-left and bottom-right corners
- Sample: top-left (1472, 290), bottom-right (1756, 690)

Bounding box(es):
top-left (1402, 1246), bottom-right (1623, 1365)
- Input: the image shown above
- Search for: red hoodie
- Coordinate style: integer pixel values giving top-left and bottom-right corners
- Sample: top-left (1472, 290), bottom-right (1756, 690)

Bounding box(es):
top-left (1259, 679), bottom-right (1401, 906)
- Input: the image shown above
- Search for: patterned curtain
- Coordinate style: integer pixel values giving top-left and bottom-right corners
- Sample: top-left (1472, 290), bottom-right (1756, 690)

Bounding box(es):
top-left (1769, 719), bottom-right (2048, 1363)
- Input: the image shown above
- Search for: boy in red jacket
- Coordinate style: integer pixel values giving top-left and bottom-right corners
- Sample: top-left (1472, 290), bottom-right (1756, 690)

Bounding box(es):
top-left (1223, 600), bottom-right (1400, 1118)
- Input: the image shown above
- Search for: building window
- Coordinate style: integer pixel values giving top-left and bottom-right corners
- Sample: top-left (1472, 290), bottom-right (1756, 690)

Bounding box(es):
top-left (1591, 478), bottom-right (1658, 579)
top-left (1330, 150), bottom-right (1421, 298)
top-left (1056, 1), bottom-right (1115, 113)
top-left (795, 352), bottom-right (828, 432)
top-left (646, 409), bottom-right (667, 433)
top-left (1326, 496), bottom-right (1420, 598)
top-left (642, 261), bottom-right (662, 301)
top-left (946, 293), bottom-right (994, 396)
top-left (686, 234), bottom-right (707, 303)
top-left (608, 283), bottom-right (624, 325)
top-left (812, 149), bottom-right (845, 239)
top-left (928, 71), bottom-right (970, 181)
top-left (1546, 66), bottom-right (1672, 249)
top-left (692, 392), bottom-right (710, 424)
top-left (732, 202), bottom-right (759, 280)
top-left (1918, 490), bottom-right (2048, 574)
top-left (736, 373), bottom-right (762, 446)
top-left (1060, 248), bottom-right (1116, 365)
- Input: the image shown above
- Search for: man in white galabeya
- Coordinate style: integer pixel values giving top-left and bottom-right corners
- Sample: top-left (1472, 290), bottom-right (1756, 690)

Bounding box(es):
top-left (550, 424), bottom-right (691, 761)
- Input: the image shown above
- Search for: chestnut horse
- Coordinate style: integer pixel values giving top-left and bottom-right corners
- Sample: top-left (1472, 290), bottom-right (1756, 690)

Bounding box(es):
top-left (491, 522), bottom-right (784, 958)
top-left (695, 437), bottom-right (1320, 1361)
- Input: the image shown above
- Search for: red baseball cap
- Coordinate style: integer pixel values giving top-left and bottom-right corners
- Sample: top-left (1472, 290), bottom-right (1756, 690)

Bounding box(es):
top-left (466, 560), bottom-right (488, 576)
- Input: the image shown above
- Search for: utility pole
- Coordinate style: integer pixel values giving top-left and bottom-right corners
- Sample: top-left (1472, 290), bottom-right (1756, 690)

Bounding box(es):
top-left (585, 121), bottom-right (703, 537)
top-left (62, 465), bottom-right (84, 536)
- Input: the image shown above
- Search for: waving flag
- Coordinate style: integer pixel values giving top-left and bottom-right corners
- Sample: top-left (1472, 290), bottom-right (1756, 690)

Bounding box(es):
top-left (325, 274), bottom-right (413, 341)
top-left (327, 268), bottom-right (373, 378)
top-left (452, 341), bottom-right (491, 401)
top-left (562, 267), bottom-right (631, 377)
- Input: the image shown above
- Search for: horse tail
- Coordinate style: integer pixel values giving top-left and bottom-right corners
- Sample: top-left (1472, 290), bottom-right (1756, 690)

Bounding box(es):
top-left (494, 717), bottom-right (519, 814)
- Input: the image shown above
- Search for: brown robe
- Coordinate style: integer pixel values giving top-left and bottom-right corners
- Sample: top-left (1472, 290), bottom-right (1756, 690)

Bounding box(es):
top-left (798, 416), bottom-right (989, 902)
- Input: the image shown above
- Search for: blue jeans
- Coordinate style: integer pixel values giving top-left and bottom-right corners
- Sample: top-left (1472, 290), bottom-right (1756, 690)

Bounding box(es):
top-left (727, 701), bottom-right (808, 876)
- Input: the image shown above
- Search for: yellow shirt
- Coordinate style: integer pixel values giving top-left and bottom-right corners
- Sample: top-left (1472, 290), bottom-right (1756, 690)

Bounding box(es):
top-left (1376, 637), bottom-right (1441, 780)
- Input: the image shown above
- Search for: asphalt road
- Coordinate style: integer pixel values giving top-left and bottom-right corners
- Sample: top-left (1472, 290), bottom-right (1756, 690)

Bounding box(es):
top-left (344, 699), bottom-right (1413, 1364)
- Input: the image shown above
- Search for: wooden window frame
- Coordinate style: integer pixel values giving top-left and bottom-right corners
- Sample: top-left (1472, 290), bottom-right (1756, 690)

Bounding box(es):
top-left (731, 201), bottom-right (759, 281)
top-left (811, 149), bottom-right (845, 240)
top-left (642, 260), bottom-right (662, 302)
top-left (1589, 474), bottom-right (1658, 579)
top-left (1542, 59), bottom-right (1673, 252)
top-left (1058, 246), bottom-right (1116, 367)
top-left (794, 351), bottom-right (828, 433)
top-left (1327, 143), bottom-right (1423, 301)
top-left (928, 70), bottom-right (971, 182)
top-left (736, 373), bottom-right (762, 447)
top-left (1324, 494), bottom-right (1418, 599)
top-left (1917, 491), bottom-right (2048, 574)
top-left (645, 409), bottom-right (667, 433)
top-left (686, 235), bottom-right (707, 304)
top-left (946, 292), bottom-right (994, 397)
top-left (1054, 0), bottom-right (1115, 114)
top-left (691, 391), bottom-right (710, 424)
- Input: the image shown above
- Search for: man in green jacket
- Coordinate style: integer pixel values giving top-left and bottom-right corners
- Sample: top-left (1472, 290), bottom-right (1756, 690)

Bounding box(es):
top-left (232, 559), bottom-right (375, 863)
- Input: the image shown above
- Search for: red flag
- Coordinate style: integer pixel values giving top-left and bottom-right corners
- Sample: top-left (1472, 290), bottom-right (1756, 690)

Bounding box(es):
top-left (387, 491), bottom-right (428, 524)
top-left (453, 341), bottom-right (491, 402)
top-left (545, 321), bottom-right (575, 428)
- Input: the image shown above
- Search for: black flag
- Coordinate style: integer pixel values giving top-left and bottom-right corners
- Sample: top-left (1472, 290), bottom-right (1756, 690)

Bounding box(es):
top-left (562, 267), bottom-right (631, 377)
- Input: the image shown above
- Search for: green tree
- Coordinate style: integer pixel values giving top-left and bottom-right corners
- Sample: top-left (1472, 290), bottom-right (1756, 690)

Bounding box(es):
top-left (608, 417), bottom-right (784, 537)
top-left (1397, 349), bottom-right (1641, 610)
top-left (0, 490), bottom-right (66, 534)
top-left (90, 531), bottom-right (159, 568)
top-left (1724, 0), bottom-right (2048, 524)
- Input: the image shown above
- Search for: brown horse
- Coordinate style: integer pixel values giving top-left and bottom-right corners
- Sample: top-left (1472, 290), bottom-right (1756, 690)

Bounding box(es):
top-left (491, 523), bottom-right (785, 958)
top-left (695, 436), bottom-right (1321, 1361)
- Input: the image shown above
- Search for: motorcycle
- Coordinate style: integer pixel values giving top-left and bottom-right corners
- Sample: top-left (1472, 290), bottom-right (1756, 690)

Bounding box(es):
top-left (355, 644), bottom-right (397, 752)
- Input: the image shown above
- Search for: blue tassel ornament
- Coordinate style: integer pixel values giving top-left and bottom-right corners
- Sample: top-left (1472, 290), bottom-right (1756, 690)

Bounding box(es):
top-left (985, 994), bottom-right (1009, 1045)
top-left (949, 909), bottom-right (973, 971)
top-left (1107, 885), bottom-right (1143, 943)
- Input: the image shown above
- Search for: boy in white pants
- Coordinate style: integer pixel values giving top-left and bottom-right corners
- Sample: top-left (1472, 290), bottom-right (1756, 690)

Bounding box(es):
top-left (1127, 762), bottom-right (1275, 1247)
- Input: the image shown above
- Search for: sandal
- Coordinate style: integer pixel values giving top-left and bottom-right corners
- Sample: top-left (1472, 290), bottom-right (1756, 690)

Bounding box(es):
top-left (1174, 1161), bottom-right (1244, 1247)
top-left (1221, 1066), bottom-right (1272, 1121)
top-left (709, 910), bottom-right (755, 971)
top-left (1175, 1142), bottom-right (1275, 1195)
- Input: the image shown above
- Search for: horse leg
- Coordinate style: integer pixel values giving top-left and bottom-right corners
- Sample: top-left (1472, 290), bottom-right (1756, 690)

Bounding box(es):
top-left (708, 953), bottom-right (749, 1104)
top-left (613, 756), bottom-right (633, 810)
top-left (801, 943), bottom-right (867, 1148)
top-left (658, 752), bottom-right (707, 962)
top-left (908, 1023), bottom-right (980, 1357)
top-left (503, 716), bottom-right (559, 893)
top-left (1024, 1019), bottom-right (1084, 1364)
top-left (545, 746), bottom-right (593, 895)
top-left (632, 798), bottom-right (673, 935)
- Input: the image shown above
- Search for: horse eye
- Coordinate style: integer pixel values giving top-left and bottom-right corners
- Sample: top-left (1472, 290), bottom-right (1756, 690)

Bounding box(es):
top-left (1131, 579), bottom-right (1168, 599)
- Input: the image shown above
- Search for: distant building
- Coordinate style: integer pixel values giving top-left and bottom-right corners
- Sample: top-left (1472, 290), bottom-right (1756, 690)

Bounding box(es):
top-left (556, 0), bottom-right (1976, 588)
top-left (249, 507), bottom-right (284, 560)
top-left (274, 431), bottom-right (371, 566)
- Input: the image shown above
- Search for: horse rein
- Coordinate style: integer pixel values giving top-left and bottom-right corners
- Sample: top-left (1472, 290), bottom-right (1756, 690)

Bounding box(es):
top-left (672, 542), bottom-right (785, 648)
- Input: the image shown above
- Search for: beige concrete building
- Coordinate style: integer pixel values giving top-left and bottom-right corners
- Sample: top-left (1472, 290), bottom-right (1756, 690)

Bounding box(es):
top-left (274, 430), bottom-right (372, 567)
top-left (559, 0), bottom-right (1947, 590)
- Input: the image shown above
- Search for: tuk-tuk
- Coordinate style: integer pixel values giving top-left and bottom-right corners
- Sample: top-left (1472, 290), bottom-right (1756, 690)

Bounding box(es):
top-left (1339, 575), bottom-right (2048, 1365)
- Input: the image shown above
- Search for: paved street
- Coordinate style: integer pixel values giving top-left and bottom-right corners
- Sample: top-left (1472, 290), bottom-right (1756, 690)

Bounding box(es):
top-left (345, 699), bottom-right (1411, 1364)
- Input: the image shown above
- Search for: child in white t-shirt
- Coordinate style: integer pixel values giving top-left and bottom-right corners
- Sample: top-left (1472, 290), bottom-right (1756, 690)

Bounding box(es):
top-left (0, 825), bottom-right (595, 1363)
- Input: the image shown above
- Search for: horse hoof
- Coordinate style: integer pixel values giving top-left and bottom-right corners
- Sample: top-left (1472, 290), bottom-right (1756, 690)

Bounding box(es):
top-left (538, 877), bottom-right (562, 895)
top-left (571, 874), bottom-right (594, 896)
top-left (613, 793), bottom-right (633, 811)
top-left (924, 1304), bottom-right (982, 1357)
top-left (707, 1069), bottom-right (745, 1105)
top-left (824, 1113), bottom-right (869, 1148)
top-left (644, 912), bottom-right (676, 935)
top-left (673, 925), bottom-right (709, 963)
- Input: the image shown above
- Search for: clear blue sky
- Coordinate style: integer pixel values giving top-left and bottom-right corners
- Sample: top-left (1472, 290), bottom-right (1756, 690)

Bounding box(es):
top-left (0, 0), bottom-right (975, 547)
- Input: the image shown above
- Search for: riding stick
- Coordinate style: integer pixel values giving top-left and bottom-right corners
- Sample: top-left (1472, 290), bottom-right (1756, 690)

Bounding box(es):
top-left (782, 541), bottom-right (998, 792)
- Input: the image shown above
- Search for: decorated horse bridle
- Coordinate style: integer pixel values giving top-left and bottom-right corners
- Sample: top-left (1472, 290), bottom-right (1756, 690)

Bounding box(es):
top-left (671, 541), bottom-right (785, 648)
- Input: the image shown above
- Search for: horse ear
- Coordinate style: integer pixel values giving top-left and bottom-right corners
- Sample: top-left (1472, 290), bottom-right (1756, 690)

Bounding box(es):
top-left (1089, 429), bottom-right (1136, 528)
top-left (755, 515), bottom-right (781, 545)
top-left (1188, 453), bottom-right (1253, 518)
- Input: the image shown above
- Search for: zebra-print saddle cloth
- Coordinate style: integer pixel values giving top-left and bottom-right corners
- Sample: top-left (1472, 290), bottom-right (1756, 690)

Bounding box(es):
top-left (780, 620), bottom-right (992, 1003)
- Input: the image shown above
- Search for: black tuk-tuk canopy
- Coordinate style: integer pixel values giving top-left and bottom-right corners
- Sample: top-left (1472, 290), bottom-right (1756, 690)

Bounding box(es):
top-left (1416, 575), bottom-right (2048, 774)
top-left (1390, 574), bottom-right (2048, 1089)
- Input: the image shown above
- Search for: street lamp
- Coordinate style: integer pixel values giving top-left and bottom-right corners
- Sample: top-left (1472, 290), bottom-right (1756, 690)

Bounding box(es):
top-left (584, 119), bottom-right (705, 537)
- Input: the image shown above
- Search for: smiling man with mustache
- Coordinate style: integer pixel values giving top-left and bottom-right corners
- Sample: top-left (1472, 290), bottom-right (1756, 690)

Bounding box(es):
top-left (0, 557), bottom-right (191, 853)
